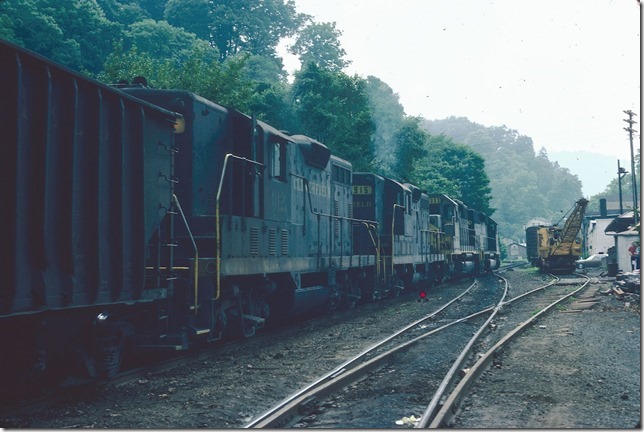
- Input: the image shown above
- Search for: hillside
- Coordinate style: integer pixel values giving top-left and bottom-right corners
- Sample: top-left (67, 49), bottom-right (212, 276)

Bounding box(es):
top-left (549, 150), bottom-right (621, 198)
top-left (422, 116), bottom-right (584, 241)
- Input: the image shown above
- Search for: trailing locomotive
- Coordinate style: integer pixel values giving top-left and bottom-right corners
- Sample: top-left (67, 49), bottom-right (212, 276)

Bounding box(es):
top-left (0, 39), bottom-right (500, 388)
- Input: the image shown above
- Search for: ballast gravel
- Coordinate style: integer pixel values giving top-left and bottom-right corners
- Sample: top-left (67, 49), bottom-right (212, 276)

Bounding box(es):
top-left (0, 267), bottom-right (639, 428)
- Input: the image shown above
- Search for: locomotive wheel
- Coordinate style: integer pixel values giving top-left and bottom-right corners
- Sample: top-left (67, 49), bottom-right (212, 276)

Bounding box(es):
top-left (91, 331), bottom-right (125, 379)
top-left (208, 306), bottom-right (228, 341)
top-left (342, 292), bottom-right (357, 309)
top-left (82, 317), bottom-right (125, 379)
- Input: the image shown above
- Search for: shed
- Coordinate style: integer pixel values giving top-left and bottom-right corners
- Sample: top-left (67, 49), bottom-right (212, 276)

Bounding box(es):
top-left (507, 242), bottom-right (527, 260)
top-left (604, 212), bottom-right (640, 272)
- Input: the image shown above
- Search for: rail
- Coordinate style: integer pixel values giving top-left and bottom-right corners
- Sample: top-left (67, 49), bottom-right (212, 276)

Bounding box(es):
top-left (416, 272), bottom-right (509, 426)
top-left (424, 273), bottom-right (591, 428)
top-left (245, 280), bottom-right (482, 428)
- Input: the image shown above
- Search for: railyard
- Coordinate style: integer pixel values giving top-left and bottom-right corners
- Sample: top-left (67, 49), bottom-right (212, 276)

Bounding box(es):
top-left (1, 266), bottom-right (639, 428)
top-left (1, 34), bottom-right (640, 430)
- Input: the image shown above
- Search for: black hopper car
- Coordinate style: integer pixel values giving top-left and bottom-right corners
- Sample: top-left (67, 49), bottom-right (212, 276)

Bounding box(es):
top-left (0, 40), bottom-right (500, 386)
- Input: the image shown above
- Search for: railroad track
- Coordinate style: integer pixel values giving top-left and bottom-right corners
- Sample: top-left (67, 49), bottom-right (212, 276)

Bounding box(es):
top-left (425, 273), bottom-right (590, 428)
top-left (0, 276), bottom-right (471, 419)
top-left (244, 271), bottom-right (590, 428)
top-left (244, 277), bottom-right (505, 428)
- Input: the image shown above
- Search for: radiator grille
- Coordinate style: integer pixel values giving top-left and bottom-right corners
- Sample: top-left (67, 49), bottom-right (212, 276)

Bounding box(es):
top-left (269, 229), bottom-right (277, 256)
top-left (250, 227), bottom-right (259, 256)
top-left (334, 199), bottom-right (339, 238)
top-left (281, 229), bottom-right (289, 256)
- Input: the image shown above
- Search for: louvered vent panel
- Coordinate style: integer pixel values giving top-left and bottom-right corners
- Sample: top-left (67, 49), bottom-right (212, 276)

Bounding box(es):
top-left (348, 203), bottom-right (353, 238)
top-left (269, 229), bottom-right (277, 256)
top-left (250, 227), bottom-right (259, 256)
top-left (334, 199), bottom-right (339, 238)
top-left (281, 229), bottom-right (289, 256)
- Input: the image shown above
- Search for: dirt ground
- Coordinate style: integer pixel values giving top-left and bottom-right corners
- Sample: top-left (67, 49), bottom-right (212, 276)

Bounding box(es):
top-left (0, 268), bottom-right (640, 429)
top-left (454, 269), bottom-right (641, 429)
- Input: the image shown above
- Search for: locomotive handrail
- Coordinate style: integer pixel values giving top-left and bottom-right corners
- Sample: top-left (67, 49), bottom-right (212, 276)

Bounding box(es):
top-left (301, 178), bottom-right (381, 240)
top-left (391, 203), bottom-right (406, 285)
top-left (216, 154), bottom-right (265, 301)
top-left (360, 222), bottom-right (381, 280)
top-left (172, 194), bottom-right (199, 315)
top-left (301, 178), bottom-right (379, 228)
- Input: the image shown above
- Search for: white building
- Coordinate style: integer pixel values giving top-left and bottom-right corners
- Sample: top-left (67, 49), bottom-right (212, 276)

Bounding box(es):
top-left (507, 242), bottom-right (527, 260)
top-left (604, 212), bottom-right (640, 273)
top-left (586, 218), bottom-right (616, 255)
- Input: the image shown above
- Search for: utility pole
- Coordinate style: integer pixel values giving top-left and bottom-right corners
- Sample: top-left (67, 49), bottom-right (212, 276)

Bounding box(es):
top-left (618, 160), bottom-right (628, 214)
top-left (623, 110), bottom-right (639, 224)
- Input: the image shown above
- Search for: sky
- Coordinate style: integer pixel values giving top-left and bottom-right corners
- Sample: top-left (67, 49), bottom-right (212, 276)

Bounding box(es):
top-left (278, 0), bottom-right (641, 196)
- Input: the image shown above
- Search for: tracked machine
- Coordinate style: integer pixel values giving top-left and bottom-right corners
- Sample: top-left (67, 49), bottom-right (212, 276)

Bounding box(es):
top-left (525, 198), bottom-right (589, 274)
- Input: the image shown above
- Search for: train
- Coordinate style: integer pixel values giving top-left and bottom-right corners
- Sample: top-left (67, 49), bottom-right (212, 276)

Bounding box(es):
top-left (0, 39), bottom-right (500, 387)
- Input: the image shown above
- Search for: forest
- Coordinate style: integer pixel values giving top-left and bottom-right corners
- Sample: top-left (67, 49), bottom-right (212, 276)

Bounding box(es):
top-left (1, 0), bottom-right (639, 243)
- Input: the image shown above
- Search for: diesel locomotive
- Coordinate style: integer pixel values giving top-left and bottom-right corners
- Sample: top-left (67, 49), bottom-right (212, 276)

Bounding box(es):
top-left (0, 39), bottom-right (500, 387)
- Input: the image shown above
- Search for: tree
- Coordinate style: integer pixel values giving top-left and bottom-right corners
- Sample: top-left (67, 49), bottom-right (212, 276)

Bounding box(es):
top-left (96, 0), bottom-right (149, 26)
top-left (137, 0), bottom-right (167, 21)
top-left (236, 53), bottom-right (287, 84)
top-left (163, 0), bottom-right (211, 41)
top-left (165, 0), bottom-right (307, 62)
top-left (124, 18), bottom-right (216, 63)
top-left (0, 0), bottom-right (120, 73)
top-left (236, 54), bottom-right (294, 129)
top-left (392, 117), bottom-right (428, 183)
top-left (588, 147), bottom-right (641, 213)
top-left (289, 21), bottom-right (351, 72)
top-left (413, 134), bottom-right (494, 216)
top-left (98, 43), bottom-right (255, 111)
top-left (423, 116), bottom-right (583, 240)
top-left (247, 81), bottom-right (296, 132)
top-left (365, 75), bottom-right (406, 176)
top-left (291, 62), bottom-right (374, 172)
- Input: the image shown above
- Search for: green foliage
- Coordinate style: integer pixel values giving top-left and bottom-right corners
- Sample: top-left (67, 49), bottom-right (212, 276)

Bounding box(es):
top-left (166, 0), bottom-right (306, 62)
top-left (0, 0), bottom-right (120, 73)
top-left (98, 43), bottom-right (255, 111)
top-left (96, 0), bottom-right (149, 25)
top-left (291, 62), bottom-right (374, 172)
top-left (238, 53), bottom-right (288, 83)
top-left (412, 134), bottom-right (494, 215)
top-left (587, 147), bottom-right (640, 213)
top-left (248, 82), bottom-right (297, 132)
top-left (392, 117), bottom-right (428, 183)
top-left (137, 0), bottom-right (166, 21)
top-left (499, 242), bottom-right (508, 260)
top-left (1, 0), bottom-right (525, 229)
top-left (423, 116), bottom-right (583, 240)
top-left (163, 0), bottom-right (210, 41)
top-left (289, 21), bottom-right (351, 72)
top-left (124, 18), bottom-right (216, 63)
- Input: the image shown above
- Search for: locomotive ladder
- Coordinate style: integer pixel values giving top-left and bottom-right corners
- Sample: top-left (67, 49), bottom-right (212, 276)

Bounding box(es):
top-left (155, 172), bottom-right (179, 339)
top-left (153, 141), bottom-right (200, 342)
top-left (149, 194), bottom-right (199, 342)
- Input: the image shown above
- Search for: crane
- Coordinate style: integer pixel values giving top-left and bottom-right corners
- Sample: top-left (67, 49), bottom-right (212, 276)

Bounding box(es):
top-left (530, 198), bottom-right (589, 274)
